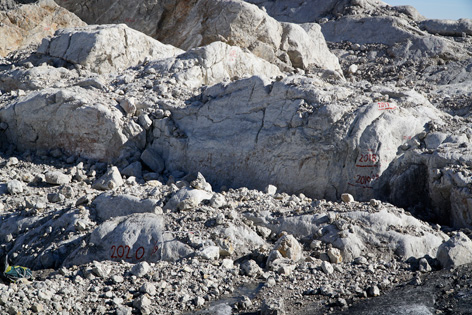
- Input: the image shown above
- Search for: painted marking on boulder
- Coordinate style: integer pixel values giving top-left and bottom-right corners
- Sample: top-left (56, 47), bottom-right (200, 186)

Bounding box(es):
top-left (109, 231), bottom-right (201, 261)
top-left (151, 240), bottom-right (159, 255)
top-left (229, 49), bottom-right (238, 62)
top-left (110, 245), bottom-right (144, 260)
top-left (378, 102), bottom-right (397, 110)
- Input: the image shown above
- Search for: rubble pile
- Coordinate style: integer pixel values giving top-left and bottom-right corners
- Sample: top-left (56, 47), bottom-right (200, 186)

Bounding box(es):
top-left (0, 0), bottom-right (471, 313)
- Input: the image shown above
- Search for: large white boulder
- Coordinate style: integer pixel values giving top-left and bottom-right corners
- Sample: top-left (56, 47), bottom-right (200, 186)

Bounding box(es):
top-left (37, 24), bottom-right (183, 74)
top-left (151, 75), bottom-right (444, 201)
top-left (54, 0), bottom-right (342, 73)
top-left (437, 232), bottom-right (472, 269)
top-left (63, 213), bottom-right (194, 266)
top-left (0, 87), bottom-right (145, 162)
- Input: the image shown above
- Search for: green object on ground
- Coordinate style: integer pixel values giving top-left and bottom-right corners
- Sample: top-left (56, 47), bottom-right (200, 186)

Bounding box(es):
top-left (3, 265), bottom-right (33, 282)
top-left (1, 255), bottom-right (33, 283)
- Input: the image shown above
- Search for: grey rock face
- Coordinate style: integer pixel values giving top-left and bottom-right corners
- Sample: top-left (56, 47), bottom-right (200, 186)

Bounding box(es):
top-left (246, 0), bottom-right (385, 24)
top-left (320, 16), bottom-right (468, 61)
top-left (0, 0), bottom-right (86, 57)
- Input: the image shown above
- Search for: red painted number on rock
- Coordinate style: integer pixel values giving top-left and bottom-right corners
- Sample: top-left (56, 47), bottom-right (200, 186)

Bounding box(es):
top-left (359, 154), bottom-right (377, 163)
top-left (110, 245), bottom-right (145, 260)
top-left (355, 174), bottom-right (379, 184)
top-left (135, 247), bottom-right (145, 260)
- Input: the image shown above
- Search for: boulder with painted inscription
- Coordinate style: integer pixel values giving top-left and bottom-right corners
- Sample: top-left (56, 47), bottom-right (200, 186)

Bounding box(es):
top-left (152, 76), bottom-right (444, 204)
top-left (63, 213), bottom-right (193, 266)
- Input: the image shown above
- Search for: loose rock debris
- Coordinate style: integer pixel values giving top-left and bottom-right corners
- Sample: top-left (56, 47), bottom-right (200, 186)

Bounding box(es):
top-left (1, 0), bottom-right (472, 314)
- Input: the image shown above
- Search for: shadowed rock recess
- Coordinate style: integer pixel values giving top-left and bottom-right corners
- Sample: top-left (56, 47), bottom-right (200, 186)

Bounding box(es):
top-left (0, 0), bottom-right (471, 314)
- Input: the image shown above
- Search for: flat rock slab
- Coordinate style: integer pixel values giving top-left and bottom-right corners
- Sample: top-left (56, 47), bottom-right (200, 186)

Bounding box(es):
top-left (92, 192), bottom-right (162, 222)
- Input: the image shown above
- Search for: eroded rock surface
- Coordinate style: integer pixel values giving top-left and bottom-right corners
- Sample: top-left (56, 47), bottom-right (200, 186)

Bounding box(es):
top-left (0, 0), bottom-right (86, 57)
top-left (1, 0), bottom-right (472, 314)
top-left (37, 24), bottom-right (183, 74)
top-left (54, 0), bottom-right (342, 73)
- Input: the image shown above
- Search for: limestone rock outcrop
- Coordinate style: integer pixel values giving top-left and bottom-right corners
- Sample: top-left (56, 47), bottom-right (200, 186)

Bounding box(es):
top-left (0, 0), bottom-right (86, 57)
top-left (0, 87), bottom-right (145, 162)
top-left (37, 24), bottom-right (183, 74)
top-left (54, 0), bottom-right (342, 73)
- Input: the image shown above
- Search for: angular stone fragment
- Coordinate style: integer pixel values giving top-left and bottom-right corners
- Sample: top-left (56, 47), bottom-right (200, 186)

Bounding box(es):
top-left (45, 171), bottom-right (71, 185)
top-left (141, 148), bottom-right (165, 173)
top-left (265, 184), bottom-right (277, 195)
top-left (240, 259), bottom-right (262, 277)
top-left (327, 247), bottom-right (343, 264)
top-left (321, 261), bottom-right (334, 274)
top-left (341, 193), bottom-right (354, 203)
top-left (273, 233), bottom-right (303, 261)
top-left (131, 261), bottom-right (151, 277)
top-left (437, 232), bottom-right (472, 269)
top-left (92, 167), bottom-right (124, 190)
top-left (7, 180), bottom-right (23, 194)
